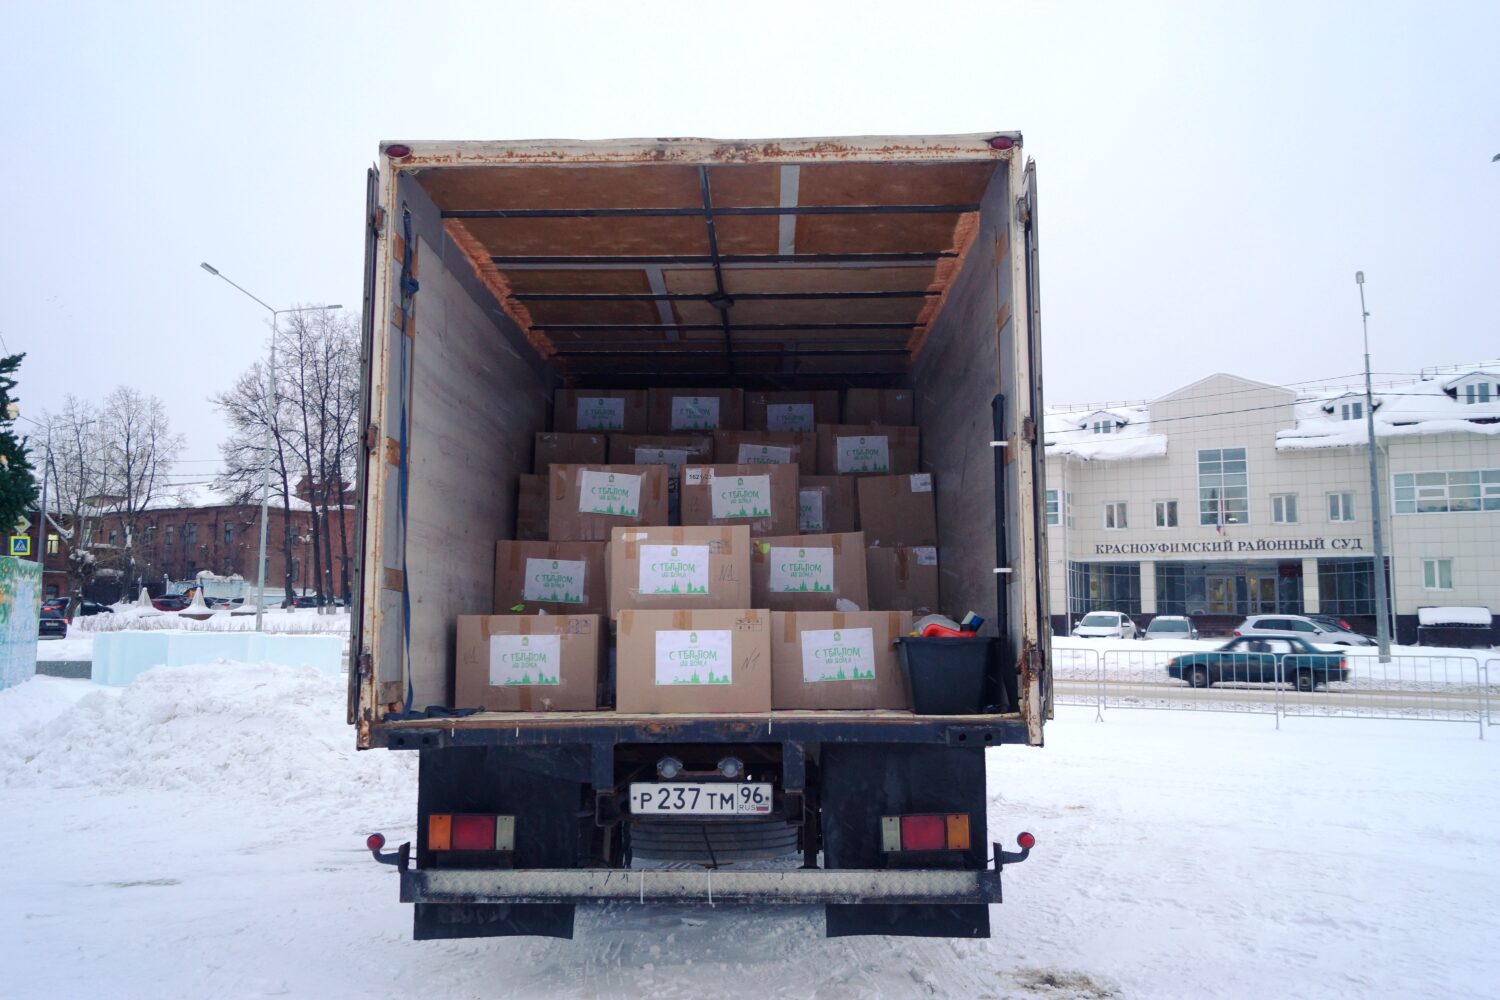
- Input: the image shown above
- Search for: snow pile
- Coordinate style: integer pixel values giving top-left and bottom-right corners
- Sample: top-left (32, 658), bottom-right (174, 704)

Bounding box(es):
top-left (1277, 376), bottom-right (1500, 451)
top-left (1044, 403), bottom-right (1169, 462)
top-left (0, 663), bottom-right (410, 800)
top-left (1417, 606), bottom-right (1491, 626)
top-left (72, 608), bottom-right (350, 635)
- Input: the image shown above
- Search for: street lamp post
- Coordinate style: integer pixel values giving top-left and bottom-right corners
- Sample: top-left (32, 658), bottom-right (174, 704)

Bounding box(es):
top-left (200, 262), bottom-right (339, 631)
top-left (1355, 271), bottom-right (1392, 662)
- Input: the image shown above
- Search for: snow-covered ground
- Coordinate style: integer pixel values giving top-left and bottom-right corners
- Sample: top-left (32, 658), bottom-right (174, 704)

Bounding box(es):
top-left (3, 664), bottom-right (1498, 998)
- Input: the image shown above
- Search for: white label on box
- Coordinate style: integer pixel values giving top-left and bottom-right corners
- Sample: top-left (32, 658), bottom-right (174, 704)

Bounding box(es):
top-left (634, 447), bottom-right (691, 476)
top-left (684, 467), bottom-right (707, 486)
top-left (737, 443), bottom-right (793, 465)
top-left (798, 489), bottom-right (825, 532)
top-left (489, 633), bottom-right (562, 687)
top-left (766, 403), bottom-right (815, 432)
top-left (914, 546), bottom-right (938, 566)
top-left (711, 474), bottom-right (773, 520)
top-left (769, 546), bottom-right (835, 594)
top-left (671, 396), bottom-right (720, 431)
top-left (578, 470), bottom-right (642, 517)
top-left (639, 544), bottom-right (710, 596)
top-left (576, 396), bottom-right (625, 431)
top-left (522, 558), bottom-right (587, 604)
top-left (655, 629), bottom-right (733, 686)
top-left (836, 435), bottom-right (890, 474)
top-left (800, 627), bottom-right (876, 684)
top-left (910, 473), bottom-right (933, 493)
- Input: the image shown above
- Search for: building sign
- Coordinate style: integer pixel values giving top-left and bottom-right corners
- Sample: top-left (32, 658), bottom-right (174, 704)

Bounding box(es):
top-left (1093, 537), bottom-right (1366, 556)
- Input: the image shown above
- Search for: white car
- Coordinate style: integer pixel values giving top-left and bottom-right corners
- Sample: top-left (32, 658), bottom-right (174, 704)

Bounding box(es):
top-left (1072, 611), bottom-right (1138, 639)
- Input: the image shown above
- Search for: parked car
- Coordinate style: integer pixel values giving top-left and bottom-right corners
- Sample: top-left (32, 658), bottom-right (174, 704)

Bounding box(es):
top-left (41, 598), bottom-right (67, 615)
top-left (38, 609), bottom-right (67, 639)
top-left (1166, 636), bottom-right (1349, 691)
top-left (1235, 614), bottom-right (1375, 647)
top-left (1071, 611), bottom-right (1138, 639)
top-left (1143, 615), bottom-right (1199, 641)
top-left (43, 598), bottom-right (113, 617)
top-left (151, 595), bottom-right (191, 612)
top-left (1307, 614), bottom-right (1374, 641)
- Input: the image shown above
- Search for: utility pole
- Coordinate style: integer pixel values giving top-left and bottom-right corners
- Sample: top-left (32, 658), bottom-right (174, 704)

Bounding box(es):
top-left (1356, 271), bottom-right (1392, 662)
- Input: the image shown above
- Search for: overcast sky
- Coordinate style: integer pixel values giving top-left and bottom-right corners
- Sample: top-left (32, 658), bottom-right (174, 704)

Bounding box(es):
top-left (5, 0), bottom-right (1497, 487)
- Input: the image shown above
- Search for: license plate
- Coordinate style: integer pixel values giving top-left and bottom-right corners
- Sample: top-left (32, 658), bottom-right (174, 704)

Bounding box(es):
top-left (628, 782), bottom-right (773, 816)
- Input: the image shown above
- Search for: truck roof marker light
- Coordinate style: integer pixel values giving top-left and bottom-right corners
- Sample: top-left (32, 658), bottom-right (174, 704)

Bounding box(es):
top-left (1017, 831), bottom-right (1037, 850)
top-left (428, 814), bottom-right (452, 852)
top-left (452, 814), bottom-right (498, 851)
top-left (366, 832), bottom-right (386, 852)
top-left (385, 143), bottom-right (412, 158)
top-left (988, 136), bottom-right (1016, 150)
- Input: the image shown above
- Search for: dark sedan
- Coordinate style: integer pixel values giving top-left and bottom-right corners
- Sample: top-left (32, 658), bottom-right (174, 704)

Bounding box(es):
top-left (39, 609), bottom-right (67, 639)
top-left (1166, 636), bottom-right (1349, 692)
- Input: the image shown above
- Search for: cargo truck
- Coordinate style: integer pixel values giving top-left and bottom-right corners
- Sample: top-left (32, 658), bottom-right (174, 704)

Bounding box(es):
top-left (352, 132), bottom-right (1052, 940)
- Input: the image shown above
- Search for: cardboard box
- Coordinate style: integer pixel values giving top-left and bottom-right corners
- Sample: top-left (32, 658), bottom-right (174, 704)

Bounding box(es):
top-left (770, 610), bottom-right (913, 710)
top-left (750, 531), bottom-right (869, 611)
top-left (607, 525), bottom-right (752, 619)
top-left (615, 609), bottom-right (771, 714)
top-left (816, 424), bottom-right (920, 476)
top-left (607, 433), bottom-right (714, 524)
top-left (455, 614), bottom-right (602, 712)
top-left (744, 390), bottom-right (841, 432)
top-left (547, 464), bottom-right (670, 541)
top-left (516, 474), bottom-right (549, 541)
top-left (798, 476), bottom-right (859, 535)
top-left (843, 388), bottom-right (915, 426)
top-left (533, 432), bottom-right (608, 474)
top-left (856, 474), bottom-right (937, 546)
top-left (865, 545), bottom-right (941, 616)
top-left (495, 540), bottom-right (608, 616)
top-left (713, 430), bottom-right (817, 476)
top-left (647, 388), bottom-right (745, 433)
top-left (553, 389), bottom-right (649, 433)
top-left (679, 464), bottom-right (800, 537)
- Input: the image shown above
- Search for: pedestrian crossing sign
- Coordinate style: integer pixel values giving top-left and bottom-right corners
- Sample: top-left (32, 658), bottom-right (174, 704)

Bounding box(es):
top-left (9, 535), bottom-right (30, 556)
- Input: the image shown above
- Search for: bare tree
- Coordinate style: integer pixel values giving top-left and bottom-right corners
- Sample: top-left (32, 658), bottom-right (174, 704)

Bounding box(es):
top-left (39, 396), bottom-right (108, 607)
top-left (97, 387), bottom-right (185, 591)
top-left (212, 363), bottom-right (298, 607)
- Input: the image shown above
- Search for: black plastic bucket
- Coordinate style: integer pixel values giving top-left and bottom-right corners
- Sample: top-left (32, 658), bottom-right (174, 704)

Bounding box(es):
top-left (895, 636), bottom-right (997, 715)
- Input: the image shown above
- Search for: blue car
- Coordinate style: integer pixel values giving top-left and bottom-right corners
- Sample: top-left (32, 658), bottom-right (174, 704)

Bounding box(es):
top-left (1166, 636), bottom-right (1349, 692)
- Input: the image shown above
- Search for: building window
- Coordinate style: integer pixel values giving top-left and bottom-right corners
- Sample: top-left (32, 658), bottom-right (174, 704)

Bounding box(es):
top-left (1198, 448), bottom-right (1248, 526)
top-left (165, 524), bottom-right (175, 545)
top-left (1328, 492), bottom-right (1355, 522)
top-left (1393, 470), bottom-right (1500, 514)
top-left (1340, 401), bottom-right (1363, 421)
top-left (145, 525), bottom-right (156, 544)
top-left (1046, 489), bottom-right (1060, 526)
top-left (224, 523), bottom-right (234, 545)
top-left (1463, 383), bottom-right (1493, 404)
top-left (1423, 558), bottom-right (1453, 590)
top-left (1104, 502), bottom-right (1127, 530)
top-left (46, 533), bottom-right (60, 555)
top-left (184, 522), bottom-right (198, 545)
top-left (1271, 493), bottom-right (1298, 524)
top-left (1067, 561), bottom-right (1142, 615)
top-left (108, 530), bottom-right (117, 545)
top-left (1317, 558), bottom-right (1386, 615)
top-left (1092, 421), bottom-right (1112, 435)
top-left (1154, 499), bottom-right (1178, 528)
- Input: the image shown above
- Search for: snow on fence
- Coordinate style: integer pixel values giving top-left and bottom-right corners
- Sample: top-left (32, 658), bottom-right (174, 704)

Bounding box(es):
top-left (1052, 643), bottom-right (1494, 737)
top-left (72, 608), bottom-right (351, 636)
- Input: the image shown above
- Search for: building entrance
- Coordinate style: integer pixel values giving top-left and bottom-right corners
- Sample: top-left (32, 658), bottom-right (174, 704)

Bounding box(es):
top-left (1159, 560), bottom-right (1303, 617)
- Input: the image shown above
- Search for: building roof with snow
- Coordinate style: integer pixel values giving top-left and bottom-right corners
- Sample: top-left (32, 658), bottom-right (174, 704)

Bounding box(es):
top-left (1045, 403), bottom-right (1166, 461)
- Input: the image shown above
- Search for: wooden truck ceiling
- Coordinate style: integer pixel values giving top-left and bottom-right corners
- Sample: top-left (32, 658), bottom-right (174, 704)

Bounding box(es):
top-left (413, 157), bottom-right (1000, 378)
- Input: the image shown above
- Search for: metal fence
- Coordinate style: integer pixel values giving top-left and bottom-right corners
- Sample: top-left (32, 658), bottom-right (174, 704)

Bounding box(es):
top-left (1053, 643), bottom-right (1496, 738)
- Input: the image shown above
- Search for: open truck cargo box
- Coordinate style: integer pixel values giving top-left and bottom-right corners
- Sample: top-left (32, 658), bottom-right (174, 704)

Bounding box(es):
top-left (348, 133), bottom-right (1052, 938)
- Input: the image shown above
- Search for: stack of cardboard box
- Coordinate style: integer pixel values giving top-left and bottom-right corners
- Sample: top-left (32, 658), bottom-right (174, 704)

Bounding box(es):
top-left (460, 386), bottom-right (943, 716)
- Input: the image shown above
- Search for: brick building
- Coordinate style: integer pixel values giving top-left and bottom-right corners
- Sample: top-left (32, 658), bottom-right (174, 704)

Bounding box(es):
top-left (27, 502), bottom-right (355, 603)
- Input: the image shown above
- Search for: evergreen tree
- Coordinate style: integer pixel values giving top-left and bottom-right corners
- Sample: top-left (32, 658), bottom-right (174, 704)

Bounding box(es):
top-left (0, 354), bottom-right (38, 538)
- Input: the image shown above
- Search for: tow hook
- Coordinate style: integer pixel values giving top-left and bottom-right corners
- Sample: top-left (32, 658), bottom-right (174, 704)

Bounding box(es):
top-left (995, 832), bottom-right (1036, 868)
top-left (367, 833), bottom-right (410, 869)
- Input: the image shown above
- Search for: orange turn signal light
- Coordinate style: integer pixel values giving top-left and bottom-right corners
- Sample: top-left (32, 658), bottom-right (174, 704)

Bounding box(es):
top-left (428, 813), bottom-right (452, 851)
top-left (945, 813), bottom-right (970, 852)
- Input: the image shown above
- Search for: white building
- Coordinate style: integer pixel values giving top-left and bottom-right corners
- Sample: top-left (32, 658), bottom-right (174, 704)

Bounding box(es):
top-left (1044, 365), bottom-right (1500, 641)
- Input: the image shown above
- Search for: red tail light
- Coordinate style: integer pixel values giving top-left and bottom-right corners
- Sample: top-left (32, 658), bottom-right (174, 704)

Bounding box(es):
top-left (900, 815), bottom-right (946, 851)
top-left (452, 814), bottom-right (498, 851)
top-left (366, 832), bottom-right (386, 851)
top-left (1017, 831), bottom-right (1037, 850)
top-left (1233, 630), bottom-right (1241, 636)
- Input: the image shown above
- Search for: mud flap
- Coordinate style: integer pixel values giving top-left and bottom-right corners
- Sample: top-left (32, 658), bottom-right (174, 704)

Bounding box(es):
top-left (820, 744), bottom-right (990, 939)
top-left (414, 902), bottom-right (574, 940)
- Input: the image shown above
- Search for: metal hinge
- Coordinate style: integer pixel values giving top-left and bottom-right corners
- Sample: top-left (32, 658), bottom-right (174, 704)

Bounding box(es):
top-left (370, 204), bottom-right (385, 235)
top-left (1015, 196), bottom-right (1030, 226)
top-left (1022, 416), bottom-right (1037, 444)
top-left (364, 423), bottom-right (380, 453)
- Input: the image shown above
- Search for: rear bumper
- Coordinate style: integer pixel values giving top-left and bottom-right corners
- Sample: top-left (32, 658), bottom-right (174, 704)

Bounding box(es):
top-left (401, 866), bottom-right (1002, 906)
